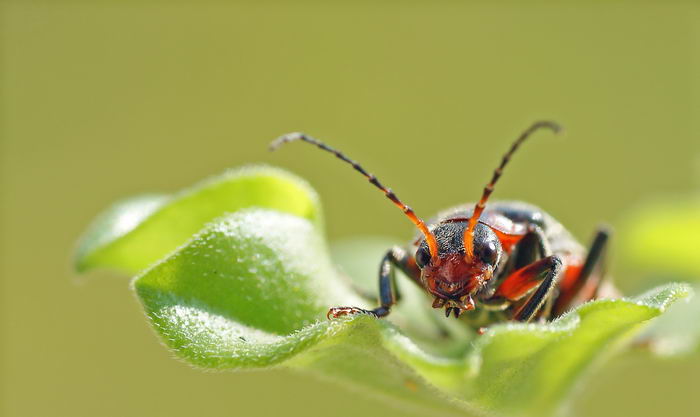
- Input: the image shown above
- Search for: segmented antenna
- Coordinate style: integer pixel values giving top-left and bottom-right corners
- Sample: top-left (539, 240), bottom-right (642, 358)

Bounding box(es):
top-left (464, 121), bottom-right (562, 258)
top-left (270, 132), bottom-right (440, 261)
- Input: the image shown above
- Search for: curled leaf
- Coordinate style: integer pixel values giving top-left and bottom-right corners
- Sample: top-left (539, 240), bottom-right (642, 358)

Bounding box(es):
top-left (75, 165), bottom-right (322, 274)
top-left (133, 210), bottom-right (689, 416)
top-left (76, 168), bottom-right (693, 416)
top-left (620, 196), bottom-right (700, 279)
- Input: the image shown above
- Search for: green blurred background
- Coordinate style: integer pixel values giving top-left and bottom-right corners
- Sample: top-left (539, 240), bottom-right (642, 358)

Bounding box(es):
top-left (2, 1), bottom-right (699, 416)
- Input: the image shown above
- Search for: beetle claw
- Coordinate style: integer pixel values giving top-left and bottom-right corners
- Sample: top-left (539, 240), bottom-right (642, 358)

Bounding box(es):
top-left (327, 306), bottom-right (373, 320)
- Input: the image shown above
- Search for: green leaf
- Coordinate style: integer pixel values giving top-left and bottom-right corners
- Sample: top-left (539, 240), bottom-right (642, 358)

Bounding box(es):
top-left (135, 209), bottom-right (359, 340)
top-left (462, 284), bottom-right (691, 416)
top-left (618, 196), bottom-right (700, 356)
top-left (130, 208), bottom-right (691, 417)
top-left (75, 166), bottom-right (322, 274)
top-left (620, 196), bottom-right (700, 279)
top-left (76, 168), bottom-right (694, 415)
top-left (640, 284), bottom-right (700, 356)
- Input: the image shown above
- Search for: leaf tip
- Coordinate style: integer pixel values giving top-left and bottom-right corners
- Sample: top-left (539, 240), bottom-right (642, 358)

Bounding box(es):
top-left (629, 282), bottom-right (694, 312)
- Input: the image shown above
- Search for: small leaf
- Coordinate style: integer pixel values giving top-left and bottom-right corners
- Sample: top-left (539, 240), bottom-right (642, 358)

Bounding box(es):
top-left (130, 208), bottom-right (691, 416)
top-left (75, 166), bottom-right (322, 274)
top-left (74, 194), bottom-right (168, 271)
top-left (618, 196), bottom-right (700, 355)
top-left (641, 284), bottom-right (700, 356)
top-left (620, 196), bottom-right (700, 279)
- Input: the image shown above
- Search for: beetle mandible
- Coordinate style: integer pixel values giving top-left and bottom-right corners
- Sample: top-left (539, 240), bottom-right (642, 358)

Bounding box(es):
top-left (270, 122), bottom-right (610, 326)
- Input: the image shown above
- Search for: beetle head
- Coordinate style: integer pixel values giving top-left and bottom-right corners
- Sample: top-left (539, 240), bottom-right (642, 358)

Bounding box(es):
top-left (415, 221), bottom-right (502, 318)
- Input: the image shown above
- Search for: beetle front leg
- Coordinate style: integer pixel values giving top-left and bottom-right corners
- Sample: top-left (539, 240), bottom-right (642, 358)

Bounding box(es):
top-left (489, 255), bottom-right (563, 322)
top-left (497, 224), bottom-right (551, 280)
top-left (327, 246), bottom-right (421, 319)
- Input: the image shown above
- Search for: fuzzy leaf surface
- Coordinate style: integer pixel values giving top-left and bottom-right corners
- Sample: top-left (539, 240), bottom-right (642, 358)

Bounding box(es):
top-left (75, 166), bottom-right (321, 274)
top-left (131, 210), bottom-right (690, 417)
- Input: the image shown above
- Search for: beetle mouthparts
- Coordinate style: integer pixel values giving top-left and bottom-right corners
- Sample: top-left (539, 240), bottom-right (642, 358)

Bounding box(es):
top-left (432, 297), bottom-right (447, 308)
top-left (441, 295), bottom-right (476, 318)
top-left (456, 295), bottom-right (476, 311)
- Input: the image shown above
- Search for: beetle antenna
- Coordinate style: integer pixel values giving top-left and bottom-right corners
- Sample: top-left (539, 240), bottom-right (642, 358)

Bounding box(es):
top-left (271, 132), bottom-right (440, 261)
top-left (464, 121), bottom-right (562, 258)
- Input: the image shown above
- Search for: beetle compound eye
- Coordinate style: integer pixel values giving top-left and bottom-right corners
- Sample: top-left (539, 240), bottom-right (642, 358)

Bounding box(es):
top-left (415, 247), bottom-right (432, 268)
top-left (477, 241), bottom-right (499, 265)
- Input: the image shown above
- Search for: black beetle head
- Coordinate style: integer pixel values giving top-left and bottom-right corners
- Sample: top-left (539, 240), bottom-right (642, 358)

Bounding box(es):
top-left (415, 221), bottom-right (502, 317)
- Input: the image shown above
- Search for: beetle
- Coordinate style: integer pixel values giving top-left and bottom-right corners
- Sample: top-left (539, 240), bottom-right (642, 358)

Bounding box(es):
top-left (270, 121), bottom-right (610, 327)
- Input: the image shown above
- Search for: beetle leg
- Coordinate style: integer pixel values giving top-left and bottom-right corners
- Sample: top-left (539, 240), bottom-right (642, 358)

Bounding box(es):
top-left (496, 224), bottom-right (550, 283)
top-left (493, 256), bottom-right (561, 300)
top-left (488, 256), bottom-right (562, 322)
top-left (327, 246), bottom-right (420, 319)
top-left (512, 259), bottom-right (561, 322)
top-left (552, 227), bottom-right (610, 316)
